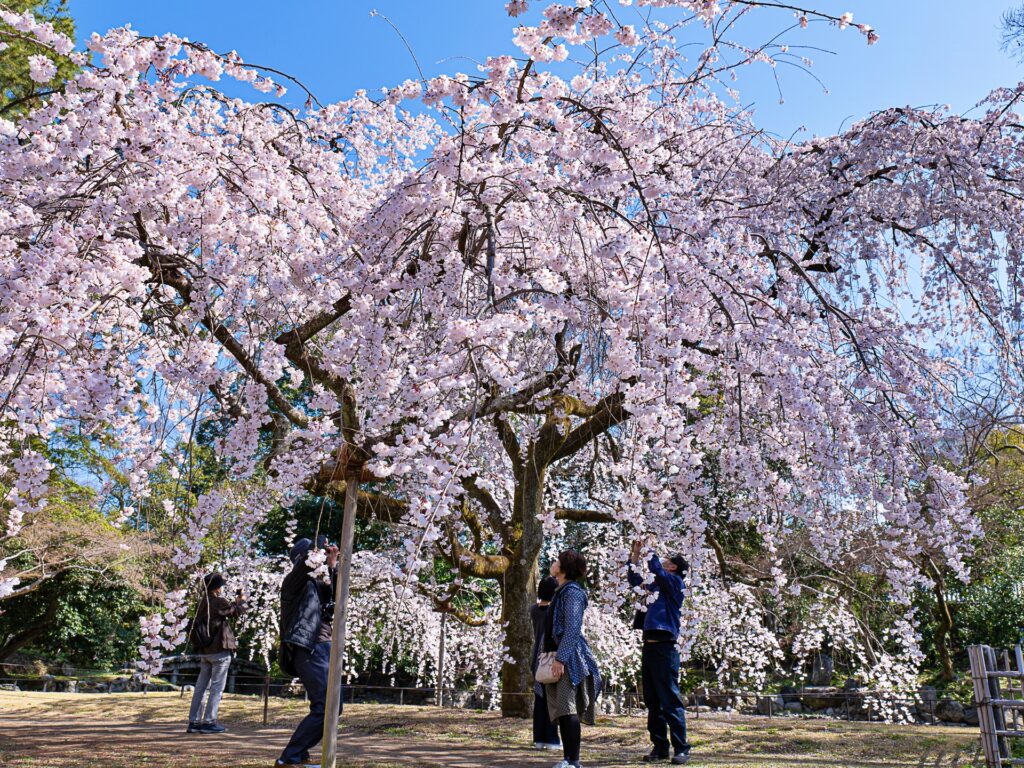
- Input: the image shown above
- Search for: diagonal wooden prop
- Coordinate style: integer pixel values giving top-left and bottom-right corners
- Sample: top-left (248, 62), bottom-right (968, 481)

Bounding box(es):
top-left (320, 451), bottom-right (362, 768)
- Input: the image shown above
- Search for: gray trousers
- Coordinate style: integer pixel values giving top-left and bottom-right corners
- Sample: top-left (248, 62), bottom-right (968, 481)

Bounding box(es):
top-left (188, 651), bottom-right (231, 724)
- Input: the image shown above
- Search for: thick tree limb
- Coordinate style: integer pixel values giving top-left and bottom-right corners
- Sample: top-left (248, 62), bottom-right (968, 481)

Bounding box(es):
top-left (548, 392), bottom-right (630, 464)
top-left (0, 590), bottom-right (60, 662)
top-left (137, 239), bottom-right (310, 429)
top-left (494, 414), bottom-right (523, 476)
top-left (461, 474), bottom-right (509, 541)
top-left (414, 583), bottom-right (488, 627)
top-left (317, 481), bottom-right (408, 524)
top-left (552, 507), bottom-right (616, 523)
top-left (274, 295), bottom-right (352, 348)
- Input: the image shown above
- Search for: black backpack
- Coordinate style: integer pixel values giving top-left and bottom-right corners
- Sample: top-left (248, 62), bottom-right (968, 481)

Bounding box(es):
top-left (185, 600), bottom-right (213, 652)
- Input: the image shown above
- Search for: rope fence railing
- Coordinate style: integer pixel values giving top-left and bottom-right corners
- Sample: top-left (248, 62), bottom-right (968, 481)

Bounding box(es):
top-left (0, 659), bottom-right (980, 729)
top-left (0, 659), bottom-right (980, 700)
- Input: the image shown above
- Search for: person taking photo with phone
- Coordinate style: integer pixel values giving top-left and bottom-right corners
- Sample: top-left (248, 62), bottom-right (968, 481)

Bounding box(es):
top-left (275, 535), bottom-right (340, 767)
top-left (628, 539), bottom-right (691, 765)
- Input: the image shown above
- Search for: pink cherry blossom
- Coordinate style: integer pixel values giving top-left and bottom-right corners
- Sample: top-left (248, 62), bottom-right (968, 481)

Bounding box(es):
top-left (2, 2), bottom-right (1019, 713)
top-left (27, 54), bottom-right (57, 83)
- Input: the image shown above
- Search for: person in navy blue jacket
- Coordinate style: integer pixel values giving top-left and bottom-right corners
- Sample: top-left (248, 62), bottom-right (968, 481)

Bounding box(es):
top-left (627, 539), bottom-right (691, 765)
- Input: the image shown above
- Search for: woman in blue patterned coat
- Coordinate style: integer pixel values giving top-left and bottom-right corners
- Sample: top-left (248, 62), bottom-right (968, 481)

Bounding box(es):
top-left (544, 550), bottom-right (603, 768)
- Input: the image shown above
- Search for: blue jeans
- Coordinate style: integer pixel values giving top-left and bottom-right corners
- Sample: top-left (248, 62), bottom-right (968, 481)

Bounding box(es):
top-left (642, 642), bottom-right (690, 756)
top-left (188, 651), bottom-right (231, 724)
top-left (279, 642), bottom-right (340, 764)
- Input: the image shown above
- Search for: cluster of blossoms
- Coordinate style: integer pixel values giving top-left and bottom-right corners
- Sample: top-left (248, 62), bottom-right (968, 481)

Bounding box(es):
top-left (137, 589), bottom-right (189, 676)
top-left (505, 0), bottom-right (878, 64)
top-left (347, 551), bottom-right (507, 690)
top-left (788, 590), bottom-right (917, 708)
top-left (2, 0), bottom-right (1022, 712)
top-left (681, 584), bottom-right (784, 692)
top-left (0, 558), bottom-right (16, 599)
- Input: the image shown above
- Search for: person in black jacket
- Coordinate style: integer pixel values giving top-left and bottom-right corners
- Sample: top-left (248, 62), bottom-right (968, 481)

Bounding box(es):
top-left (530, 575), bottom-right (561, 751)
top-left (275, 536), bottom-right (340, 767)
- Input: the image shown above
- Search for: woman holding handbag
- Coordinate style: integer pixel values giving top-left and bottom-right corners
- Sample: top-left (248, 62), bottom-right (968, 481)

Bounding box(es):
top-left (536, 550), bottom-right (602, 768)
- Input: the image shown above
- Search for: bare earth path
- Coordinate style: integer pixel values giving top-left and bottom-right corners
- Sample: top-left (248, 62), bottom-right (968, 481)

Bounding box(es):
top-left (0, 691), bottom-right (982, 768)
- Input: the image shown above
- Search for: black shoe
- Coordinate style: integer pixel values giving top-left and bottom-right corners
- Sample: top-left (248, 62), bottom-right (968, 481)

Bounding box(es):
top-left (186, 721), bottom-right (204, 733)
top-left (671, 754), bottom-right (690, 765)
top-left (200, 722), bottom-right (226, 733)
top-left (642, 751), bottom-right (670, 763)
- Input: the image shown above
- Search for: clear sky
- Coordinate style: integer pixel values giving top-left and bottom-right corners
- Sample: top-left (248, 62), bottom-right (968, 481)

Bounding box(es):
top-left (72, 1), bottom-right (1023, 139)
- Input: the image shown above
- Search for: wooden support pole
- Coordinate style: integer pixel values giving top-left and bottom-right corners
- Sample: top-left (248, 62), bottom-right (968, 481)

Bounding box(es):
top-left (320, 472), bottom-right (359, 768)
top-left (437, 610), bottom-right (447, 708)
top-left (263, 672), bottom-right (270, 726)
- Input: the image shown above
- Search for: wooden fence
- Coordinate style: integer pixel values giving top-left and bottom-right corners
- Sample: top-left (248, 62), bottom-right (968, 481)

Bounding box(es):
top-left (969, 644), bottom-right (1024, 766)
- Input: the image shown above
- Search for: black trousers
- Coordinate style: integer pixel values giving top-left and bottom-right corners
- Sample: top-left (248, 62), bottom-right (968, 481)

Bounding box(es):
top-left (642, 642), bottom-right (690, 756)
top-left (279, 642), bottom-right (341, 764)
top-left (533, 692), bottom-right (560, 745)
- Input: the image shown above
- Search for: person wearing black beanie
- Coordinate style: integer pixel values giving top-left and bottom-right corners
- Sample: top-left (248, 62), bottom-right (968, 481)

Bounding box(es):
top-left (275, 536), bottom-right (340, 767)
top-left (186, 571), bottom-right (246, 734)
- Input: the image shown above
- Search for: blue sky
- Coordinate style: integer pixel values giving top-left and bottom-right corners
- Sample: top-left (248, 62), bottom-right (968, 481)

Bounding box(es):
top-left (72, 1), bottom-right (1023, 139)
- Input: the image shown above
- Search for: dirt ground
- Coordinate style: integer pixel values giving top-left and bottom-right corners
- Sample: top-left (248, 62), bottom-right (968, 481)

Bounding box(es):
top-left (0, 691), bottom-right (982, 768)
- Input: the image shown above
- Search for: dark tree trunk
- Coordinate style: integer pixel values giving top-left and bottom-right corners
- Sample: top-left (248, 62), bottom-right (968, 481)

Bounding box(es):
top-left (932, 571), bottom-right (956, 682)
top-left (499, 460), bottom-right (546, 718)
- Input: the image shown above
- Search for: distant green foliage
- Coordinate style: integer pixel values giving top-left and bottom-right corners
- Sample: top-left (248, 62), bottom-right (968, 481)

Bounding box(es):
top-left (952, 554), bottom-right (1024, 651)
top-left (0, 572), bottom-right (147, 669)
top-left (0, 1), bottom-right (76, 118)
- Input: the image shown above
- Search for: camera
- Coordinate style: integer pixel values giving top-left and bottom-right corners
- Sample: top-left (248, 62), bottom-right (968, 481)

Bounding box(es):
top-left (321, 597), bottom-right (335, 622)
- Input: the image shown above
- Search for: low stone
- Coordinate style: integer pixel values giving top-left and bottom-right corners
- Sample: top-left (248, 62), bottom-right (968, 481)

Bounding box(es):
top-left (810, 652), bottom-right (834, 687)
top-left (779, 685), bottom-right (799, 702)
top-left (784, 701), bottom-right (803, 714)
top-left (707, 692), bottom-right (734, 710)
top-left (108, 677), bottom-right (129, 693)
top-left (756, 695), bottom-right (784, 716)
top-left (935, 699), bottom-right (965, 724)
top-left (737, 694), bottom-right (757, 711)
top-left (964, 706), bottom-right (979, 726)
top-left (918, 685), bottom-right (938, 706)
top-left (802, 687), bottom-right (843, 710)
